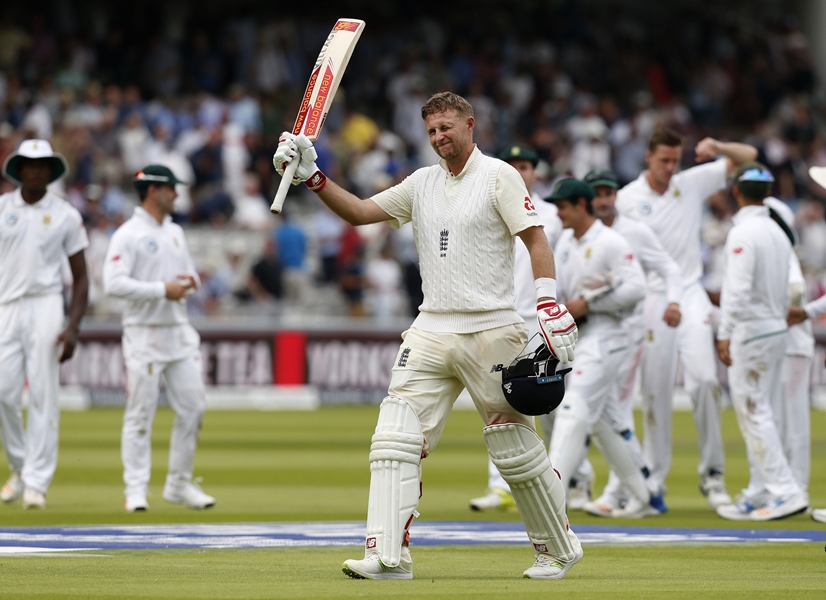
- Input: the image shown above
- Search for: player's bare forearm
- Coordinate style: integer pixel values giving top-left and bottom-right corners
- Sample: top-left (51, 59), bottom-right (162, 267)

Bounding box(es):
top-left (696, 137), bottom-right (758, 172)
top-left (316, 179), bottom-right (391, 226)
top-left (518, 227), bottom-right (556, 297)
top-left (60, 251), bottom-right (89, 362)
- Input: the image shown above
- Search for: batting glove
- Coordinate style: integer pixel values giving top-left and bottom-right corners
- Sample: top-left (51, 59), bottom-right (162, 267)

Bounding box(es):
top-left (272, 132), bottom-right (322, 186)
top-left (537, 300), bottom-right (578, 363)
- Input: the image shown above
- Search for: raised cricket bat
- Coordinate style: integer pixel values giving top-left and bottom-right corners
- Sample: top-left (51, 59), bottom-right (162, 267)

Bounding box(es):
top-left (270, 18), bottom-right (366, 213)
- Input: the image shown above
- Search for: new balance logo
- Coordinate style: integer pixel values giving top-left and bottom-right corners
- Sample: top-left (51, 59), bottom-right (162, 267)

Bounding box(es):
top-left (490, 364), bottom-right (504, 372)
top-left (397, 347), bottom-right (411, 367)
top-left (439, 229), bottom-right (449, 257)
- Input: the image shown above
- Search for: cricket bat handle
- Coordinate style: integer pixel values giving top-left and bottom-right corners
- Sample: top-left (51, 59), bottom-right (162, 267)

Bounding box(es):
top-left (270, 159), bottom-right (299, 214)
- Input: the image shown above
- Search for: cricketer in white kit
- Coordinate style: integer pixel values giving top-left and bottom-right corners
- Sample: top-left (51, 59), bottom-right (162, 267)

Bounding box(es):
top-left (546, 177), bottom-right (666, 518)
top-left (0, 139), bottom-right (89, 510)
top-left (103, 164), bottom-right (214, 513)
top-left (469, 145), bottom-right (567, 513)
top-left (715, 163), bottom-right (807, 521)
top-left (582, 168), bottom-right (683, 516)
top-left (616, 128), bottom-right (758, 508)
top-left (274, 92), bottom-right (581, 580)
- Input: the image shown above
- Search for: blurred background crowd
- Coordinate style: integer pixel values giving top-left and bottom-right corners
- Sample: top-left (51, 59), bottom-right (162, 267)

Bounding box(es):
top-left (2, 0), bottom-right (826, 323)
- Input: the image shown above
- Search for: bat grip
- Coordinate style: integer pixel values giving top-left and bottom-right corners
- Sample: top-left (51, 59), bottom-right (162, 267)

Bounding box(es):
top-left (270, 159), bottom-right (299, 214)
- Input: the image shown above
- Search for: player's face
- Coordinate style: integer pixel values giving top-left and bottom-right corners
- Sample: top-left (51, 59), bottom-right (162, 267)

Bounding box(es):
top-left (646, 144), bottom-right (682, 189)
top-left (507, 159), bottom-right (536, 190)
top-left (590, 185), bottom-right (617, 221)
top-left (154, 184), bottom-right (178, 215)
top-left (425, 110), bottom-right (474, 162)
top-left (18, 158), bottom-right (52, 194)
top-left (555, 199), bottom-right (580, 229)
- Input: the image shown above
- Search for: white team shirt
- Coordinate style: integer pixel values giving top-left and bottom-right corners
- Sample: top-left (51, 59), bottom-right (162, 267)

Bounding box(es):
top-left (0, 188), bottom-right (88, 304)
top-left (554, 219), bottom-right (647, 341)
top-left (514, 194), bottom-right (563, 321)
top-left (786, 252), bottom-right (814, 358)
top-left (372, 145), bottom-right (541, 333)
top-left (103, 206), bottom-right (198, 326)
top-left (616, 158), bottom-right (728, 290)
top-left (718, 204), bottom-right (791, 341)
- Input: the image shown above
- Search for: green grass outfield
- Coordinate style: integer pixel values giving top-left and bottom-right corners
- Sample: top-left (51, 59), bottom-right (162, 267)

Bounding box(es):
top-left (1, 406), bottom-right (825, 598)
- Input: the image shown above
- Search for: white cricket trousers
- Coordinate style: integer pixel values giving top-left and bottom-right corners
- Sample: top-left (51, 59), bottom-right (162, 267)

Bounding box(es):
top-left (121, 324), bottom-right (205, 497)
top-left (0, 294), bottom-right (64, 493)
top-left (640, 283), bottom-right (725, 490)
top-left (387, 324), bottom-right (534, 457)
top-left (729, 329), bottom-right (803, 500)
top-left (776, 354), bottom-right (811, 491)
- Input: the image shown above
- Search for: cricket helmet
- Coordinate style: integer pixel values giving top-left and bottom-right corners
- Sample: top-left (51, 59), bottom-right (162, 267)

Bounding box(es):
top-left (501, 336), bottom-right (572, 416)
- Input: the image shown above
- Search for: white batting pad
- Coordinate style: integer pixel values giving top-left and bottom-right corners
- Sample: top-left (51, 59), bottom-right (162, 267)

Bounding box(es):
top-left (484, 423), bottom-right (581, 561)
top-left (591, 420), bottom-right (649, 503)
top-left (366, 396), bottom-right (424, 567)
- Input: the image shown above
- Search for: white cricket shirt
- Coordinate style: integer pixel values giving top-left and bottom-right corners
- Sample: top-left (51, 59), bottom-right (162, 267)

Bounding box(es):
top-left (372, 146), bottom-right (541, 333)
top-left (717, 204), bottom-right (791, 341)
top-left (554, 219), bottom-right (647, 340)
top-left (103, 206), bottom-right (198, 326)
top-left (616, 158), bottom-right (728, 290)
top-left (786, 252), bottom-right (814, 357)
top-left (514, 194), bottom-right (562, 321)
top-left (0, 188), bottom-right (88, 305)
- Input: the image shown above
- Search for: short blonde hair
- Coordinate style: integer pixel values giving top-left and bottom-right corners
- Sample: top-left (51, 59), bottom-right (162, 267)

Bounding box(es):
top-left (421, 92), bottom-right (474, 120)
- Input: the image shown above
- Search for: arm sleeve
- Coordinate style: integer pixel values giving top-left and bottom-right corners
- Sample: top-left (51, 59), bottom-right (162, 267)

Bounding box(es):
top-left (717, 230), bottom-right (754, 340)
top-left (102, 230), bottom-right (166, 300)
top-left (588, 237), bottom-right (647, 314)
top-left (680, 158), bottom-right (728, 202)
top-left (496, 162), bottom-right (542, 235)
top-left (804, 294), bottom-right (826, 320)
top-left (370, 176), bottom-right (414, 229)
top-left (636, 222), bottom-right (683, 305)
top-left (63, 208), bottom-right (90, 256)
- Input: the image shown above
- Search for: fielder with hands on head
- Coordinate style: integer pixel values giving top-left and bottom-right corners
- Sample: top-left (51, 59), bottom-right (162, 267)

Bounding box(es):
top-left (616, 128), bottom-right (758, 510)
top-left (0, 140), bottom-right (89, 510)
top-left (275, 92), bottom-right (581, 580)
top-left (714, 163), bottom-right (808, 521)
top-left (102, 165), bottom-right (215, 513)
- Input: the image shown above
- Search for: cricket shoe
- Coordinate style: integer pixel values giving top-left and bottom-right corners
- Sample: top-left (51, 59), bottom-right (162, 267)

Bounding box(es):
top-left (611, 494), bottom-right (667, 518)
top-left (1, 472), bottom-right (23, 503)
top-left (163, 480), bottom-right (215, 509)
top-left (582, 493), bottom-right (622, 517)
top-left (811, 509), bottom-right (826, 523)
top-left (523, 548), bottom-right (583, 579)
top-left (750, 494), bottom-right (808, 521)
top-left (716, 496), bottom-right (758, 520)
top-left (22, 487), bottom-right (46, 509)
top-left (125, 494), bottom-right (149, 512)
top-left (567, 478), bottom-right (592, 511)
top-left (342, 547), bottom-right (413, 580)
top-left (469, 487), bottom-right (516, 512)
top-left (699, 471), bottom-right (732, 509)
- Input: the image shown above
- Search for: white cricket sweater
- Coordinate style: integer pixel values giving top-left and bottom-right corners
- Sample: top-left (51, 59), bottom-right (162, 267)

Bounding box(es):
top-left (372, 146), bottom-right (541, 333)
top-left (103, 206), bottom-right (198, 326)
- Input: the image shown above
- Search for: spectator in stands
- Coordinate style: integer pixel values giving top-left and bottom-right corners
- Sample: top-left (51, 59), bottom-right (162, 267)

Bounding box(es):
top-left (272, 209), bottom-right (307, 306)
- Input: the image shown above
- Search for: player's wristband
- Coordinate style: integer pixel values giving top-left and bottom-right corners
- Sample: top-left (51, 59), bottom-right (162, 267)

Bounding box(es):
top-left (534, 277), bottom-right (557, 302)
top-left (305, 170), bottom-right (328, 193)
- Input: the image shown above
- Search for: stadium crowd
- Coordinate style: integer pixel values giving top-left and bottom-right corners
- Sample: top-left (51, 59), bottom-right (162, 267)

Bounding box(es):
top-left (1, 1), bottom-right (826, 322)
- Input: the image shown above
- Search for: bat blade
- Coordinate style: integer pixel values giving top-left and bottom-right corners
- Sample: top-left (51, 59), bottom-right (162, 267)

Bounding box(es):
top-left (271, 18), bottom-right (366, 213)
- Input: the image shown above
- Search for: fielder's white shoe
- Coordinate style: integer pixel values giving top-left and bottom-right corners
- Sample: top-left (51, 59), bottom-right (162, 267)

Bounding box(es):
top-left (523, 549), bottom-right (583, 579)
top-left (716, 496), bottom-right (758, 520)
top-left (583, 493), bottom-right (621, 517)
top-left (699, 472), bottom-right (732, 509)
top-left (611, 494), bottom-right (666, 519)
top-left (163, 480), bottom-right (215, 509)
top-left (812, 509), bottom-right (826, 523)
top-left (125, 494), bottom-right (149, 512)
top-left (342, 547), bottom-right (413, 580)
top-left (750, 494), bottom-right (808, 521)
top-left (1, 472), bottom-right (23, 503)
top-left (469, 487), bottom-right (516, 512)
top-left (22, 487), bottom-right (46, 509)
top-left (567, 479), bottom-right (592, 511)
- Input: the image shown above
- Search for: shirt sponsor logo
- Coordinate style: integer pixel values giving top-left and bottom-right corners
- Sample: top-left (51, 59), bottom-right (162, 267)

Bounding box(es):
top-left (143, 238), bottom-right (159, 253)
top-left (733, 247), bottom-right (743, 254)
top-left (524, 197), bottom-right (536, 211)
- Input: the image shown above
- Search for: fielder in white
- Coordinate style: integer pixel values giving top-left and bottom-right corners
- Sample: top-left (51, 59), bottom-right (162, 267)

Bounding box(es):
top-left (616, 127), bottom-right (758, 509)
top-left (715, 163), bottom-right (807, 520)
top-left (581, 168), bottom-right (682, 516)
top-left (468, 144), bottom-right (568, 513)
top-left (547, 178), bottom-right (666, 518)
top-left (274, 92), bottom-right (581, 580)
top-left (103, 164), bottom-right (215, 512)
top-left (0, 140), bottom-right (89, 510)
